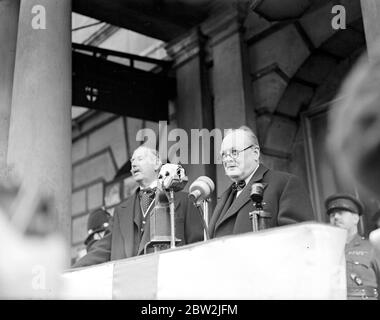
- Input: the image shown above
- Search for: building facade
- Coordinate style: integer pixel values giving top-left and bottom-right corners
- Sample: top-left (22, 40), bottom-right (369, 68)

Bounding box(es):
top-left (1, 0), bottom-right (379, 263)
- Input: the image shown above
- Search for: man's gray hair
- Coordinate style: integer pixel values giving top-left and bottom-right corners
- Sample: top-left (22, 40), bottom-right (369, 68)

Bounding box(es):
top-left (225, 126), bottom-right (260, 148)
top-left (134, 145), bottom-right (163, 168)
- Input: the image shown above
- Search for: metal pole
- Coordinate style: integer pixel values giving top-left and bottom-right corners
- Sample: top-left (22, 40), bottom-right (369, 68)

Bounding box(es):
top-left (202, 200), bottom-right (209, 241)
top-left (249, 210), bottom-right (259, 232)
top-left (169, 189), bottom-right (176, 248)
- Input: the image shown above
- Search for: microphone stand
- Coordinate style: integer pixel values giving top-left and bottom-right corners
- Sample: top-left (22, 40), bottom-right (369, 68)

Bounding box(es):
top-left (249, 202), bottom-right (261, 232)
top-left (249, 183), bottom-right (272, 232)
top-left (202, 199), bottom-right (210, 241)
top-left (167, 188), bottom-right (176, 248)
top-left (249, 200), bottom-right (272, 232)
top-left (192, 199), bottom-right (210, 241)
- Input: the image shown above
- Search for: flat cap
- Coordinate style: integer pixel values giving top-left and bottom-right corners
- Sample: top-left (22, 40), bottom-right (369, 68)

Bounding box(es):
top-left (325, 193), bottom-right (364, 216)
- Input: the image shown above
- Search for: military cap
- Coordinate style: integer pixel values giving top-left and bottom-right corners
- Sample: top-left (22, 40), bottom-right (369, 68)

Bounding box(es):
top-left (84, 209), bottom-right (110, 246)
top-left (325, 193), bottom-right (364, 216)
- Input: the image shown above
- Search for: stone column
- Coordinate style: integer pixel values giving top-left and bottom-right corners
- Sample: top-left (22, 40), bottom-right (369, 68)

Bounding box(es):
top-left (7, 0), bottom-right (72, 247)
top-left (202, 8), bottom-right (257, 194)
top-left (166, 30), bottom-right (217, 208)
top-left (0, 0), bottom-right (20, 170)
top-left (361, 0), bottom-right (380, 60)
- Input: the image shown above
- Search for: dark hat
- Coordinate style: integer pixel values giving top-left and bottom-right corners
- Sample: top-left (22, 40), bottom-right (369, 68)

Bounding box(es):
top-left (84, 209), bottom-right (110, 245)
top-left (325, 193), bottom-right (364, 216)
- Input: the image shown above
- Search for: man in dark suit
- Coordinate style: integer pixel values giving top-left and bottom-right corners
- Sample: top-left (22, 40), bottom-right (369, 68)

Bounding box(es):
top-left (73, 146), bottom-right (204, 268)
top-left (209, 126), bottom-right (314, 239)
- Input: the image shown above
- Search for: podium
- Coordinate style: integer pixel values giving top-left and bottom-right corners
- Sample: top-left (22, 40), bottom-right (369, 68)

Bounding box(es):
top-left (62, 223), bottom-right (347, 299)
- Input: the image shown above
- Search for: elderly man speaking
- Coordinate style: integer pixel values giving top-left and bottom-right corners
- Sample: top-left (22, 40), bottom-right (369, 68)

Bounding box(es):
top-left (209, 126), bottom-right (314, 239)
top-left (73, 145), bottom-right (203, 268)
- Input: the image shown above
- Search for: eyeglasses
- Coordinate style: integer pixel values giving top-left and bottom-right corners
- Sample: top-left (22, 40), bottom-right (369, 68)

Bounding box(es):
top-left (220, 145), bottom-right (254, 161)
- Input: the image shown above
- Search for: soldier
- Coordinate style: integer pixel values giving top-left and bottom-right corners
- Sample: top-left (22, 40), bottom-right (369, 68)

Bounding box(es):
top-left (326, 193), bottom-right (380, 300)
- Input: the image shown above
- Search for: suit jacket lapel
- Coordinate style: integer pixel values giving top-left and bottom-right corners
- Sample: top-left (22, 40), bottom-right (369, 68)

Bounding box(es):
top-left (133, 193), bottom-right (141, 228)
top-left (215, 164), bottom-right (269, 231)
top-left (209, 188), bottom-right (231, 237)
top-left (118, 190), bottom-right (139, 258)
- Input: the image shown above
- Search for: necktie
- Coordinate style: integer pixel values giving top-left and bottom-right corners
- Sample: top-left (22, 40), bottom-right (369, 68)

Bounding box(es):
top-left (232, 180), bottom-right (246, 191)
top-left (139, 187), bottom-right (156, 217)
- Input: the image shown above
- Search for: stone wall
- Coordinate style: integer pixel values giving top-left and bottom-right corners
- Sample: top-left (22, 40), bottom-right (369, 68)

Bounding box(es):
top-left (162, 0), bottom-right (365, 209)
top-left (243, 0), bottom-right (364, 198)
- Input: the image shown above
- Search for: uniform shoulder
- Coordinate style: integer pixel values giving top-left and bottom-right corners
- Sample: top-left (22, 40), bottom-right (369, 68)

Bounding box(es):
top-left (355, 236), bottom-right (372, 248)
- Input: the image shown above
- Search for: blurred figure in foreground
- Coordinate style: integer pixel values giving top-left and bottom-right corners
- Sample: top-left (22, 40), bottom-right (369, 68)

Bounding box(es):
top-left (326, 193), bottom-right (380, 300)
top-left (328, 43), bottom-right (380, 250)
top-left (328, 45), bottom-right (380, 199)
top-left (0, 179), bottom-right (67, 299)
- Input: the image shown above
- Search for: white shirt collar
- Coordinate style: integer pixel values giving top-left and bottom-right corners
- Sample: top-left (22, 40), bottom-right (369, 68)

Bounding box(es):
top-left (140, 179), bottom-right (158, 190)
top-left (236, 164), bottom-right (259, 197)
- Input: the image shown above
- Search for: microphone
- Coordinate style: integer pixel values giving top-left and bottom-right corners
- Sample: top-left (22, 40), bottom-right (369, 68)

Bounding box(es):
top-left (157, 163), bottom-right (188, 248)
top-left (188, 176), bottom-right (215, 204)
top-left (145, 189), bottom-right (180, 253)
top-left (188, 176), bottom-right (214, 241)
top-left (250, 183), bottom-right (264, 205)
top-left (249, 183), bottom-right (272, 231)
top-left (158, 163), bottom-right (188, 192)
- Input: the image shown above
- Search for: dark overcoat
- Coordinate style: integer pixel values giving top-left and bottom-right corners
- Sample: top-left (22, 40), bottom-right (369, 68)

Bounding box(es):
top-left (74, 190), bottom-right (204, 268)
top-left (209, 164), bottom-right (315, 238)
